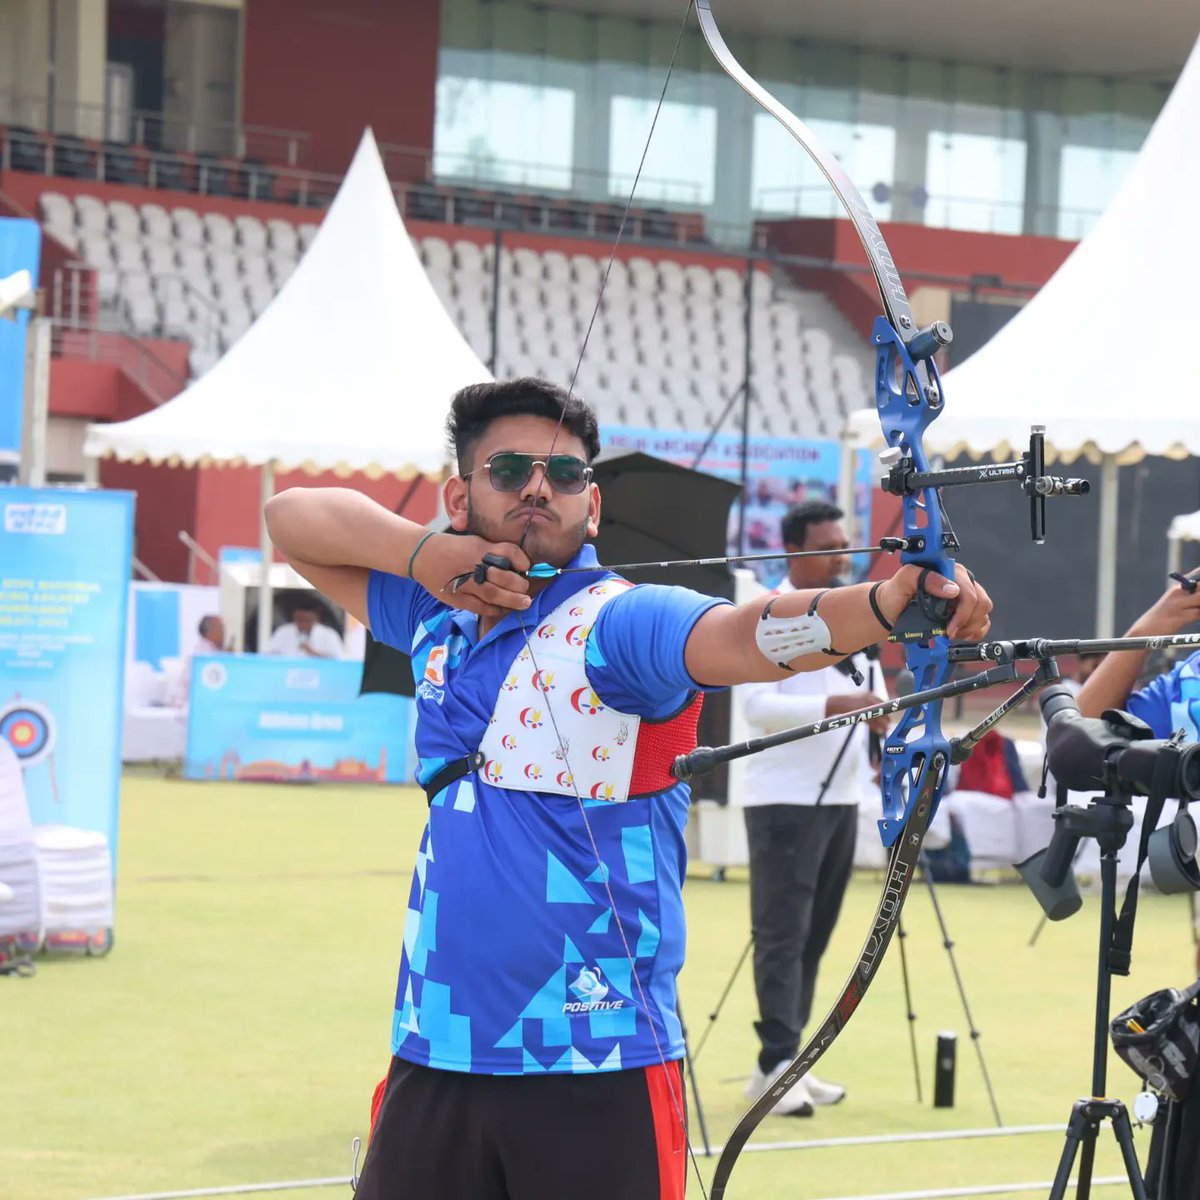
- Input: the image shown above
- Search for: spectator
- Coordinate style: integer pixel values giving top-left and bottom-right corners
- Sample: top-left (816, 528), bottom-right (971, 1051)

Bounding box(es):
top-left (267, 599), bottom-right (343, 658)
top-left (194, 614), bottom-right (226, 655)
top-left (736, 499), bottom-right (885, 1116)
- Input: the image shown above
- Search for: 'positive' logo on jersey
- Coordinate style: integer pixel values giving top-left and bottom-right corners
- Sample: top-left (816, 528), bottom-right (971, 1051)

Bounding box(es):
top-left (563, 965), bottom-right (625, 1014)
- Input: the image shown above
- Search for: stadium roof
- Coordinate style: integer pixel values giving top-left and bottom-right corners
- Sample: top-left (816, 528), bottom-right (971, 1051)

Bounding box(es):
top-left (557, 0), bottom-right (1193, 78)
top-left (847, 32), bottom-right (1200, 467)
top-left (84, 128), bottom-right (491, 479)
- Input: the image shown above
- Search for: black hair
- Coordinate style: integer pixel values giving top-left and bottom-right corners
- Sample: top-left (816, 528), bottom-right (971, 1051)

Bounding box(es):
top-left (446, 377), bottom-right (601, 473)
top-left (198, 615), bottom-right (220, 638)
top-left (780, 499), bottom-right (843, 549)
top-left (292, 598), bottom-right (321, 615)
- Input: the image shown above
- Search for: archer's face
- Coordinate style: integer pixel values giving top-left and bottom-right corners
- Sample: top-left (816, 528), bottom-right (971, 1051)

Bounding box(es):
top-left (444, 414), bottom-right (601, 568)
top-left (787, 519), bottom-right (852, 589)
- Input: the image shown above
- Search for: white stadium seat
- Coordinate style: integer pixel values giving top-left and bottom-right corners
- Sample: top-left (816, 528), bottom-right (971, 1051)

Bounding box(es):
top-left (234, 215), bottom-right (268, 253)
top-left (171, 207), bottom-right (205, 246)
top-left (266, 219), bottom-right (299, 256)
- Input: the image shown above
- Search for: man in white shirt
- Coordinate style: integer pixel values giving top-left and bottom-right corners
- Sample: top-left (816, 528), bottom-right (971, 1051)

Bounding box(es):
top-left (170, 614), bottom-right (227, 707)
top-left (738, 501), bottom-right (889, 1117)
top-left (195, 615), bottom-right (225, 656)
top-left (267, 599), bottom-right (344, 658)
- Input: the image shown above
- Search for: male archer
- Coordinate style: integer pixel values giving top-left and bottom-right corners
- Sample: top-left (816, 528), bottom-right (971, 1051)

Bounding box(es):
top-left (264, 378), bottom-right (993, 1200)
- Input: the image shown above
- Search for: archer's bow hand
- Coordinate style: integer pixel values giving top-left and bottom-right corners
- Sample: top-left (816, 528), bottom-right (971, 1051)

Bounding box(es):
top-left (1129, 567), bottom-right (1200, 637)
top-left (877, 563), bottom-right (993, 642)
top-left (412, 533), bottom-right (533, 620)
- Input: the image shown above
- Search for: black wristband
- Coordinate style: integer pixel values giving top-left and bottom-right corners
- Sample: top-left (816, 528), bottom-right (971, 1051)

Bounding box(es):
top-left (868, 581), bottom-right (894, 632)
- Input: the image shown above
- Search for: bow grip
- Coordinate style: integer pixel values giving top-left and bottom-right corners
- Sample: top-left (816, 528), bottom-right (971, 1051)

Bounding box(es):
top-left (889, 568), bottom-right (952, 643)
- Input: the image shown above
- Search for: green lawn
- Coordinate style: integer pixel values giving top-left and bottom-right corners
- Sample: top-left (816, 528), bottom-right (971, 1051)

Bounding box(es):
top-left (3, 775), bottom-right (1194, 1200)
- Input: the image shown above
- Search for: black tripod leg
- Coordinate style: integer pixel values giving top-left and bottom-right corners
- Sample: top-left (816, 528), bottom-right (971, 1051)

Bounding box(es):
top-left (677, 1000), bottom-right (712, 1157)
top-left (1075, 1127), bottom-right (1097, 1200)
top-left (1048, 1102), bottom-right (1092, 1200)
top-left (919, 856), bottom-right (1002, 1125)
top-left (691, 932), bottom-right (753, 1065)
top-left (1109, 1104), bottom-right (1149, 1200)
top-left (896, 916), bottom-right (923, 1103)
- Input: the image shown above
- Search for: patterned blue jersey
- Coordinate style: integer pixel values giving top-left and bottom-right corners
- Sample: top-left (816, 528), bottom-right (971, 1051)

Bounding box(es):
top-left (367, 544), bottom-right (727, 1075)
top-left (1127, 650), bottom-right (1200, 740)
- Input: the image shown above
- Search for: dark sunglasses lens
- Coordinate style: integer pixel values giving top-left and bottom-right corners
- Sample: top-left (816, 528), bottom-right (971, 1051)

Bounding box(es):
top-left (547, 456), bottom-right (588, 493)
top-left (488, 453), bottom-right (533, 491)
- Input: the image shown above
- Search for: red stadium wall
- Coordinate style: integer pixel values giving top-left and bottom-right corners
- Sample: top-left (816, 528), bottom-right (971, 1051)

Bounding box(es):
top-left (241, 0), bottom-right (440, 178)
top-left (191, 468), bottom-right (440, 586)
top-left (100, 458), bottom-right (201, 582)
top-left (761, 219), bottom-right (1076, 336)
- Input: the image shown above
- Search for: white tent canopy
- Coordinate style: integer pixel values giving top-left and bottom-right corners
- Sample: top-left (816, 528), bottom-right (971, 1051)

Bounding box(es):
top-left (846, 34), bottom-right (1200, 633)
top-left (85, 128), bottom-right (491, 478)
top-left (848, 33), bottom-right (1200, 466)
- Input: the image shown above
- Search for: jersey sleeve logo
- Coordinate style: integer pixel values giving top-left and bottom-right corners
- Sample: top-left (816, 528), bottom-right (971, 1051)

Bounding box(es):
top-left (424, 645), bottom-right (448, 686)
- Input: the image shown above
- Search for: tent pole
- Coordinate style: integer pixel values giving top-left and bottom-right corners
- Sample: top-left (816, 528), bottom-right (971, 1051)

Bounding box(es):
top-left (836, 436), bottom-right (856, 543)
top-left (258, 461), bottom-right (276, 654)
top-left (1096, 454), bottom-right (1118, 638)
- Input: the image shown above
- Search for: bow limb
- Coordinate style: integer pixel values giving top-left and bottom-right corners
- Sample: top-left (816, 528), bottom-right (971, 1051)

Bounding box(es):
top-left (695, 2), bottom-right (955, 1193)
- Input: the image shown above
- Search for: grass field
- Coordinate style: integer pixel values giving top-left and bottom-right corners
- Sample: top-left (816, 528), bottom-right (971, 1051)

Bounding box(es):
top-left (3, 774), bottom-right (1196, 1200)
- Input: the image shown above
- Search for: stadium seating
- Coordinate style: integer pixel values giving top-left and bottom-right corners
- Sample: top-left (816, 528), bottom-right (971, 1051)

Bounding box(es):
top-left (39, 189), bottom-right (872, 434)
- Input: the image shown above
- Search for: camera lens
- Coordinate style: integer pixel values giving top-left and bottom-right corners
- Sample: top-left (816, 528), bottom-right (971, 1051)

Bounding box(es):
top-left (1179, 743), bottom-right (1200, 802)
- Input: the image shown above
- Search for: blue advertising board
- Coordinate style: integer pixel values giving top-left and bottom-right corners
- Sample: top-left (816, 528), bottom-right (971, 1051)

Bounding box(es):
top-left (0, 488), bottom-right (134, 904)
top-left (0, 218), bottom-right (42, 471)
top-left (601, 426), bottom-right (874, 587)
top-left (185, 655), bottom-right (412, 784)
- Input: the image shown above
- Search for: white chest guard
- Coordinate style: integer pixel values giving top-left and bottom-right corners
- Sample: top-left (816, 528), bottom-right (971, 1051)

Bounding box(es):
top-left (478, 578), bottom-right (640, 801)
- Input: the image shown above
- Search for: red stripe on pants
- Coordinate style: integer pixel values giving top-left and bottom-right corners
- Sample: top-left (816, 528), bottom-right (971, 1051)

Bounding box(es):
top-left (645, 1061), bottom-right (687, 1200)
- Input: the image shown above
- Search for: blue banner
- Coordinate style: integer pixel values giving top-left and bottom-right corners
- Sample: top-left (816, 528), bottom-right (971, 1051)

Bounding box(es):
top-left (0, 219), bottom-right (42, 469)
top-left (600, 426), bottom-right (874, 588)
top-left (185, 655), bottom-right (412, 784)
top-left (0, 489), bottom-right (134, 946)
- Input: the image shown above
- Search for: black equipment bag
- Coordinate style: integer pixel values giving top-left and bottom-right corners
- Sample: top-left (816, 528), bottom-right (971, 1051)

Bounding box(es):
top-left (1110, 976), bottom-right (1200, 1103)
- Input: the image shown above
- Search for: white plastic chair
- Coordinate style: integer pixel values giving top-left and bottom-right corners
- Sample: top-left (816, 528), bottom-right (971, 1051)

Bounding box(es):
top-left (171, 207), bottom-right (205, 246)
top-left (140, 203), bottom-right (173, 241)
top-left (266, 219), bottom-right (299, 256)
top-left (234, 215), bottom-right (268, 253)
top-left (203, 212), bottom-right (236, 250)
top-left (74, 194), bottom-right (108, 233)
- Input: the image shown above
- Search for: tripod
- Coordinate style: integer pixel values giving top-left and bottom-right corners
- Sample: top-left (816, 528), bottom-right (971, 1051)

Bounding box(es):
top-left (1046, 791), bottom-right (1148, 1200)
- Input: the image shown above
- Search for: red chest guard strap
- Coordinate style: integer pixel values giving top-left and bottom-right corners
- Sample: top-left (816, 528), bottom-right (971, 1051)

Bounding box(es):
top-left (628, 692), bottom-right (704, 799)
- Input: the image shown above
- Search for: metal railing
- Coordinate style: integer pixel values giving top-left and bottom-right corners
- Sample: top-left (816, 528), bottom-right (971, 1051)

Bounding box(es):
top-left (50, 320), bottom-right (189, 408)
top-left (755, 181), bottom-right (1107, 239)
top-left (0, 89), bottom-right (310, 165)
top-left (50, 261), bottom-right (222, 354)
top-left (1, 127), bottom-right (714, 247)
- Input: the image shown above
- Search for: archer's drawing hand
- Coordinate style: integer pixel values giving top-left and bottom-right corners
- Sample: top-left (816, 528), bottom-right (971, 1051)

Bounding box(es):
top-left (412, 533), bottom-right (532, 620)
top-left (876, 563), bottom-right (993, 642)
top-left (1131, 568), bottom-right (1200, 636)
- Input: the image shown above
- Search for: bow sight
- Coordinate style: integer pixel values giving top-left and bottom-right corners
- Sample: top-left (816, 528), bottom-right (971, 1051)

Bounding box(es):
top-left (879, 423), bottom-right (1091, 547)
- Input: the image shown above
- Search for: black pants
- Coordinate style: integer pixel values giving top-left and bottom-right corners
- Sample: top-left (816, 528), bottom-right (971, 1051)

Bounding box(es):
top-left (355, 1057), bottom-right (687, 1200)
top-left (744, 803), bottom-right (858, 1072)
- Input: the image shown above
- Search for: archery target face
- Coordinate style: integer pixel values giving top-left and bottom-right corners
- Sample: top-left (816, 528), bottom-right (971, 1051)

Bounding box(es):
top-left (0, 699), bottom-right (56, 768)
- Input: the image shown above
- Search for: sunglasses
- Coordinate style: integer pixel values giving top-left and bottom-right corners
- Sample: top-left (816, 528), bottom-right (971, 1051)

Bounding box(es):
top-left (467, 451), bottom-right (594, 495)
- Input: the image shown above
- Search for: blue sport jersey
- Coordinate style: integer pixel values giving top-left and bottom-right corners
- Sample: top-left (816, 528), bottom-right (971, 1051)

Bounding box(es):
top-left (367, 543), bottom-right (728, 1075)
top-left (1126, 650), bottom-right (1200, 741)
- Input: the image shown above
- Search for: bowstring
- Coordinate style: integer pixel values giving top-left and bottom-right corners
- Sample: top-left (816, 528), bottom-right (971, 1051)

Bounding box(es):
top-left (504, 3), bottom-right (710, 1193)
